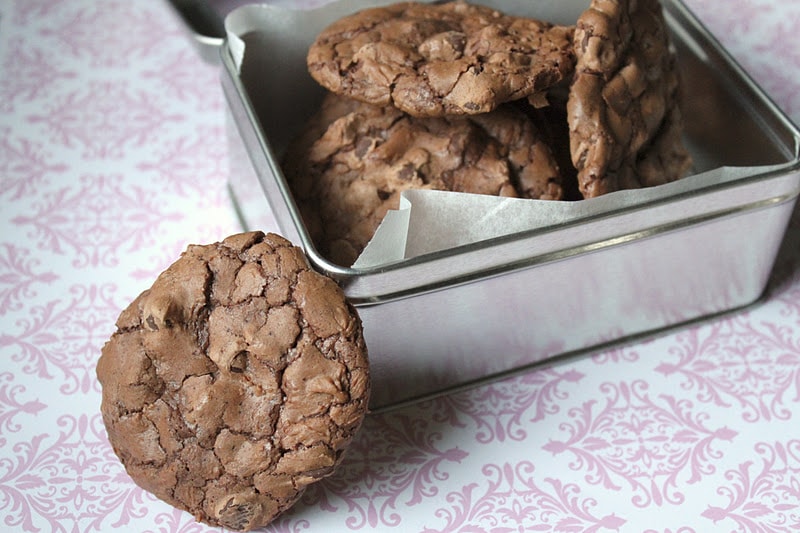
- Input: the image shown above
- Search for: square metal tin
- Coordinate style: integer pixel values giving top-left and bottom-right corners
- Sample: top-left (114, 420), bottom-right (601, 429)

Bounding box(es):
top-left (206, 0), bottom-right (800, 409)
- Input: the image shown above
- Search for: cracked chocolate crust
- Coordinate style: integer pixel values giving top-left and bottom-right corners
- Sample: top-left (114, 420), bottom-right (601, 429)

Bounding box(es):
top-left (567, 0), bottom-right (692, 198)
top-left (307, 1), bottom-right (575, 117)
top-left (97, 231), bottom-right (369, 531)
top-left (282, 93), bottom-right (563, 266)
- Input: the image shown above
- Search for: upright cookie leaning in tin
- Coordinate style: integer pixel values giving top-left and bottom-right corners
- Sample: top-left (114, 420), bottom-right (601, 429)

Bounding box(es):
top-left (96, 231), bottom-right (370, 531)
top-left (306, 1), bottom-right (575, 117)
top-left (567, 0), bottom-right (692, 198)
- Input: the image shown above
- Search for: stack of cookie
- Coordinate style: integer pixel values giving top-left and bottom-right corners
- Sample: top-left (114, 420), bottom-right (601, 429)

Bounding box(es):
top-left (283, 0), bottom-right (692, 266)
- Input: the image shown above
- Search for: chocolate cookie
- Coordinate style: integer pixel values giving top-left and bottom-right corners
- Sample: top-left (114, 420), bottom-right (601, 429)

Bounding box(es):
top-left (469, 102), bottom-right (563, 201)
top-left (282, 93), bottom-right (563, 266)
top-left (97, 232), bottom-right (369, 531)
top-left (307, 1), bottom-right (575, 117)
top-left (567, 0), bottom-right (692, 198)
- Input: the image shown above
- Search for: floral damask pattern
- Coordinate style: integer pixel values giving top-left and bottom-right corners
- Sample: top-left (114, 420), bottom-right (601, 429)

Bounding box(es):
top-left (12, 175), bottom-right (183, 268)
top-left (141, 49), bottom-right (224, 111)
top-left (0, 42), bottom-right (77, 113)
top-left (137, 127), bottom-right (230, 206)
top-left (9, 0), bottom-right (65, 26)
top-left (703, 440), bottom-right (800, 531)
top-left (431, 367), bottom-right (585, 443)
top-left (2, 284), bottom-right (121, 395)
top-left (28, 81), bottom-right (185, 159)
top-left (37, 1), bottom-right (181, 68)
top-left (302, 410), bottom-right (469, 529)
top-left (1, 0), bottom-right (800, 531)
top-left (0, 414), bottom-right (151, 533)
top-left (422, 462), bottom-right (627, 532)
top-left (0, 372), bottom-right (45, 438)
top-left (142, 507), bottom-right (222, 533)
top-left (655, 316), bottom-right (800, 423)
top-left (0, 129), bottom-right (68, 200)
top-left (0, 243), bottom-right (59, 315)
top-left (543, 381), bottom-right (737, 508)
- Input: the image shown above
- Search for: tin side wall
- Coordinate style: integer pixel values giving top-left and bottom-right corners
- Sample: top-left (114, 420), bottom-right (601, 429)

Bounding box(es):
top-left (361, 196), bottom-right (797, 408)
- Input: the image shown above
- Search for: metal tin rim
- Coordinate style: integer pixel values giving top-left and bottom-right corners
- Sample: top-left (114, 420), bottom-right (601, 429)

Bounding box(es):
top-left (218, 0), bottom-right (800, 302)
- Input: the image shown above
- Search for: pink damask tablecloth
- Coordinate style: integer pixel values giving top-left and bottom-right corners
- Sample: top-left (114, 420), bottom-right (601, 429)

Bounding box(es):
top-left (1, 0), bottom-right (800, 532)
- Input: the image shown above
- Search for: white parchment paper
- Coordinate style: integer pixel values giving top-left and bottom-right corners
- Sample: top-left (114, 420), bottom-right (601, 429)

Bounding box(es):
top-left (352, 164), bottom-right (791, 267)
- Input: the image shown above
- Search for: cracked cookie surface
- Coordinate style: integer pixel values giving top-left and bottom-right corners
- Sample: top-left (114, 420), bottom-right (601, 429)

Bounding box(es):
top-left (307, 1), bottom-right (575, 117)
top-left (567, 0), bottom-right (692, 198)
top-left (283, 93), bottom-right (563, 266)
top-left (97, 231), bottom-right (369, 531)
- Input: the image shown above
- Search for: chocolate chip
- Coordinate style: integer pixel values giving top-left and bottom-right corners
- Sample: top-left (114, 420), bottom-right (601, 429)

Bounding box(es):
top-left (230, 351), bottom-right (248, 373)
